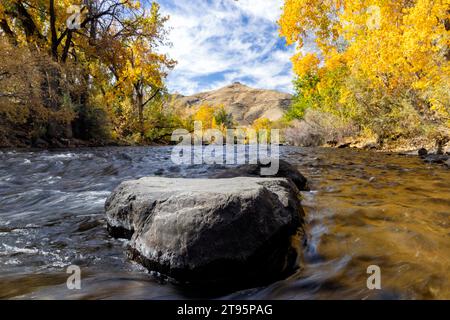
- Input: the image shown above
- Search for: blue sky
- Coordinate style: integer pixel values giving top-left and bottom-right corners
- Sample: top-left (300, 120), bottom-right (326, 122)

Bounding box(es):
top-left (158, 0), bottom-right (296, 95)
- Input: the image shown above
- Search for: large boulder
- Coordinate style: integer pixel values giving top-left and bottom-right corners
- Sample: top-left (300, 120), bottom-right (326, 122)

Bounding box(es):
top-left (105, 177), bottom-right (304, 286)
top-left (211, 159), bottom-right (309, 191)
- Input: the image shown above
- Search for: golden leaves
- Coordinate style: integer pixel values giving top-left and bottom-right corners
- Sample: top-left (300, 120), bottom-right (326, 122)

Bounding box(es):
top-left (292, 53), bottom-right (320, 76)
top-left (280, 0), bottom-right (450, 139)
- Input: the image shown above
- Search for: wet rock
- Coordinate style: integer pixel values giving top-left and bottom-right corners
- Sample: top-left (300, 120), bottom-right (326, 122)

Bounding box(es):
top-left (105, 177), bottom-right (304, 286)
top-left (423, 154), bottom-right (449, 164)
top-left (211, 159), bottom-right (309, 191)
top-left (418, 148), bottom-right (428, 157)
top-left (337, 142), bottom-right (351, 149)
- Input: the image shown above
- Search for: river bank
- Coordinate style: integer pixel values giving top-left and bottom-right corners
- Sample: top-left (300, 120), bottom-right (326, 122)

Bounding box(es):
top-left (0, 134), bottom-right (164, 149)
top-left (326, 135), bottom-right (450, 155)
top-left (2, 135), bottom-right (448, 154)
top-left (3, 124), bottom-right (449, 155)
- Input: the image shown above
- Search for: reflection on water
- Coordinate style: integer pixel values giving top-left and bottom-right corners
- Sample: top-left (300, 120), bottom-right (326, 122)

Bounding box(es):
top-left (0, 147), bottom-right (449, 299)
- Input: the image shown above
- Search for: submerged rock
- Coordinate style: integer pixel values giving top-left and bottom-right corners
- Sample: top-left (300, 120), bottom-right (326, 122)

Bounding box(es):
top-left (418, 148), bottom-right (449, 167)
top-left (105, 177), bottom-right (304, 286)
top-left (211, 159), bottom-right (309, 191)
top-left (423, 154), bottom-right (449, 164)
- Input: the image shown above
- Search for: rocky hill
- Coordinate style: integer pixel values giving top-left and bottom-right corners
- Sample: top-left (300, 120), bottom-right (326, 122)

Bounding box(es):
top-left (171, 82), bottom-right (292, 126)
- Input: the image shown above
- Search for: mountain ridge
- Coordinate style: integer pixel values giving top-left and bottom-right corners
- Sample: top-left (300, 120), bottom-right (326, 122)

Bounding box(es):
top-left (171, 82), bottom-right (292, 126)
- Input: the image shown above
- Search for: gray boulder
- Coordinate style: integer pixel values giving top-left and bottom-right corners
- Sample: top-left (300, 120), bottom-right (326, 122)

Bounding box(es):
top-left (105, 177), bottom-right (304, 286)
top-left (211, 159), bottom-right (309, 191)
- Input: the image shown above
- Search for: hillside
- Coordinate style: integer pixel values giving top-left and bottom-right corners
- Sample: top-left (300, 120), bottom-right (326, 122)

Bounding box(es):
top-left (171, 82), bottom-right (292, 126)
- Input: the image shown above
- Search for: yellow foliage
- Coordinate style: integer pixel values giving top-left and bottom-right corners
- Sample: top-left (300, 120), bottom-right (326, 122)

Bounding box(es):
top-left (252, 118), bottom-right (273, 131)
top-left (250, 118), bottom-right (273, 142)
top-left (193, 105), bottom-right (217, 129)
top-left (292, 53), bottom-right (320, 76)
top-left (279, 0), bottom-right (450, 138)
top-left (0, 0), bottom-right (176, 144)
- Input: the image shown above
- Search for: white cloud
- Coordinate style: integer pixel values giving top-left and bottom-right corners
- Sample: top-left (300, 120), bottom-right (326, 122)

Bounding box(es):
top-left (159, 0), bottom-right (295, 95)
top-left (232, 0), bottom-right (284, 22)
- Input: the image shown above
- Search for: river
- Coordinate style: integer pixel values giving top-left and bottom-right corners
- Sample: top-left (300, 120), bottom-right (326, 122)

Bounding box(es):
top-left (0, 146), bottom-right (449, 299)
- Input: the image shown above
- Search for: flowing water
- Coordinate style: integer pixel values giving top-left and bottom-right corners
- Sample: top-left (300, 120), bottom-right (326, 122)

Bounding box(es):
top-left (0, 146), bottom-right (449, 299)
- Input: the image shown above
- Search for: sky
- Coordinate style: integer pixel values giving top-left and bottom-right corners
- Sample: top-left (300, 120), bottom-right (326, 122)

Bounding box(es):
top-left (157, 0), bottom-right (297, 96)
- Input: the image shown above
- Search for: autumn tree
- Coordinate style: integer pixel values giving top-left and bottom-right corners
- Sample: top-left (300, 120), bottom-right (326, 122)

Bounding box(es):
top-left (250, 117), bottom-right (273, 142)
top-left (193, 104), bottom-right (217, 129)
top-left (0, 37), bottom-right (75, 143)
top-left (191, 104), bottom-right (235, 133)
top-left (279, 0), bottom-right (450, 142)
top-left (214, 106), bottom-right (234, 130)
top-left (0, 0), bottom-right (175, 145)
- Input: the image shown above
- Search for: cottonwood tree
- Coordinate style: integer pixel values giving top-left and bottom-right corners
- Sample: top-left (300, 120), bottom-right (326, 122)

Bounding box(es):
top-left (0, 0), bottom-right (175, 143)
top-left (279, 0), bottom-right (450, 140)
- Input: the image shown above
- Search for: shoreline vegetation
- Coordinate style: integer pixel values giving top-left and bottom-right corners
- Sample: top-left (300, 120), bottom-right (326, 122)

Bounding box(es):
top-left (1, 1), bottom-right (449, 156)
top-left (279, 1), bottom-right (449, 155)
top-left (1, 133), bottom-right (449, 157)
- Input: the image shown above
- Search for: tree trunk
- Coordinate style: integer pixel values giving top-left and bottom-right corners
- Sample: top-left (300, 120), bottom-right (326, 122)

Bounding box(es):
top-left (49, 0), bottom-right (58, 60)
top-left (137, 92), bottom-right (144, 136)
top-left (88, 0), bottom-right (98, 46)
top-left (0, 19), bottom-right (17, 45)
top-left (61, 31), bottom-right (73, 63)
